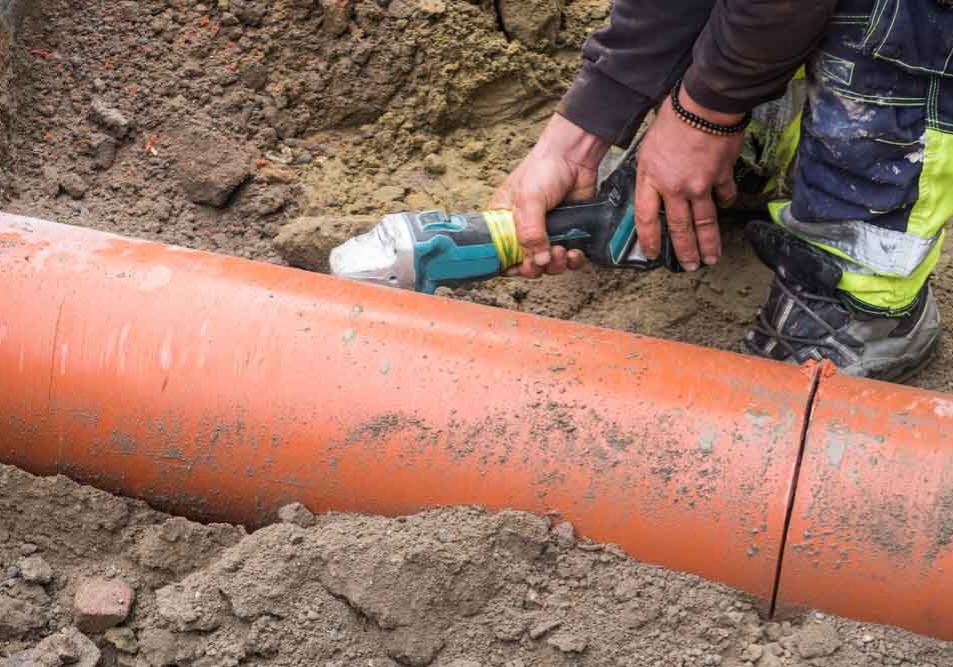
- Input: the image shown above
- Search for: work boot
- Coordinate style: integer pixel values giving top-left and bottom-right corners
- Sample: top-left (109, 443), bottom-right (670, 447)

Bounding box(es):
top-left (743, 221), bottom-right (941, 382)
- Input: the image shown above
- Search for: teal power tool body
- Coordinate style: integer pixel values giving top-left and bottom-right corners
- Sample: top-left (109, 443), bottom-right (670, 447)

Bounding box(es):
top-left (330, 155), bottom-right (682, 293)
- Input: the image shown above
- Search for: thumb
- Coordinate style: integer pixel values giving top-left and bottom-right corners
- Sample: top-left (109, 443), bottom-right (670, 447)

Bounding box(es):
top-left (514, 190), bottom-right (552, 267)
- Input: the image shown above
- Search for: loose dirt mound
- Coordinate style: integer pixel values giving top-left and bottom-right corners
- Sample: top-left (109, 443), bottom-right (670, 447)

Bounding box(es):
top-left (3, 1), bottom-right (953, 665)
top-left (2, 464), bottom-right (951, 667)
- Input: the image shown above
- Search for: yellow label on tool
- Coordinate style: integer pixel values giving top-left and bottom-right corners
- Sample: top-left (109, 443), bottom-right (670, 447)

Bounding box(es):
top-left (483, 210), bottom-right (524, 269)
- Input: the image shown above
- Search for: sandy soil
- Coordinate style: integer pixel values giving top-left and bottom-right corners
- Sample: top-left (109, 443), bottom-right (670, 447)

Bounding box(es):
top-left (2, 1), bottom-right (953, 665)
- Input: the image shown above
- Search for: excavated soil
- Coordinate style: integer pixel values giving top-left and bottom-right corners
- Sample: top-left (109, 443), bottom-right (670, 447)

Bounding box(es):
top-left (3, 464), bottom-right (953, 667)
top-left (2, 1), bottom-right (953, 665)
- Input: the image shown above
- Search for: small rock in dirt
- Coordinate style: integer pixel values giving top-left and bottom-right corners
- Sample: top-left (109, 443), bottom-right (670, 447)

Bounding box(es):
top-left (546, 631), bottom-right (587, 654)
top-left (417, 0), bottom-right (445, 15)
top-left (387, 0), bottom-right (414, 18)
top-left (90, 133), bottom-right (118, 170)
top-left (741, 644), bottom-right (764, 662)
top-left (321, 0), bottom-right (352, 35)
top-left (294, 150), bottom-right (314, 165)
top-left (795, 621), bottom-right (842, 659)
top-left (73, 577), bottom-right (134, 634)
top-left (89, 97), bottom-right (131, 139)
top-left (861, 633), bottom-right (875, 643)
top-left (5, 627), bottom-right (100, 667)
top-left (60, 172), bottom-right (89, 199)
top-left (423, 153), bottom-right (446, 175)
top-left (40, 165), bottom-right (61, 197)
top-left (460, 140), bottom-right (486, 161)
top-left (497, 0), bottom-right (563, 50)
top-left (17, 555), bottom-right (53, 585)
top-left (551, 521), bottom-right (575, 548)
top-left (277, 502), bottom-right (315, 528)
top-left (104, 626), bottom-right (139, 654)
top-left (232, 0), bottom-right (268, 25)
top-left (240, 61), bottom-right (269, 91)
top-left (762, 622), bottom-right (782, 641)
top-left (19, 543), bottom-right (38, 555)
top-left (170, 127), bottom-right (250, 207)
top-left (757, 653), bottom-right (783, 667)
top-left (528, 617), bottom-right (561, 640)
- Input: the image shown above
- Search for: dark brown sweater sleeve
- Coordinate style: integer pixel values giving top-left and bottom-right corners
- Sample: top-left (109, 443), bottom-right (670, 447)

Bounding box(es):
top-left (684, 0), bottom-right (838, 114)
top-left (560, 1), bottom-right (838, 146)
top-left (559, 0), bottom-right (715, 147)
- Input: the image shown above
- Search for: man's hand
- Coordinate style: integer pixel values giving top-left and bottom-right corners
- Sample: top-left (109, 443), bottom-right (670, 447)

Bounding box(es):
top-left (490, 114), bottom-right (609, 278)
top-left (635, 88), bottom-right (745, 271)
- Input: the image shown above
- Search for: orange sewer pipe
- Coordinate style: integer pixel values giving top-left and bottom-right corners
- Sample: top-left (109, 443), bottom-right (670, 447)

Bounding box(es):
top-left (0, 212), bottom-right (951, 640)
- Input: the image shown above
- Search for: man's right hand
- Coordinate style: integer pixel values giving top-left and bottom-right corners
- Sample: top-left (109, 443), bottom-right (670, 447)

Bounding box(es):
top-left (489, 114), bottom-right (609, 278)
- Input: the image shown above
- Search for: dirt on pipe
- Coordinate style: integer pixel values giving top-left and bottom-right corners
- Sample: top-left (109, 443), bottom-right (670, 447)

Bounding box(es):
top-left (1, 1), bottom-right (953, 665)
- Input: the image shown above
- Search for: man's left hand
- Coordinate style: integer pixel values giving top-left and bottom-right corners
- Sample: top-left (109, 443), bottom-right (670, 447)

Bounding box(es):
top-left (635, 87), bottom-right (746, 271)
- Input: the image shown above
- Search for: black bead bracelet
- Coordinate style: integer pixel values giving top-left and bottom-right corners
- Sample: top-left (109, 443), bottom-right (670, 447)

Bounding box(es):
top-left (670, 79), bottom-right (751, 136)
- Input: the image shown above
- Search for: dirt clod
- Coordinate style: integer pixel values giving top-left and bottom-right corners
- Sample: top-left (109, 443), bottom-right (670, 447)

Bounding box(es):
top-left (89, 98), bottom-right (131, 140)
top-left (547, 631), bottom-right (587, 654)
top-left (16, 556), bottom-right (52, 586)
top-left (795, 621), bottom-right (843, 659)
top-left (170, 125), bottom-right (251, 207)
top-left (273, 215), bottom-right (377, 273)
top-left (321, 0), bottom-right (353, 35)
top-left (551, 521), bottom-right (576, 549)
top-left (277, 502), bottom-right (316, 528)
top-left (102, 627), bottom-right (138, 655)
top-left (3, 627), bottom-right (100, 667)
top-left (498, 0), bottom-right (564, 50)
top-left (0, 587), bottom-right (48, 641)
top-left (58, 172), bottom-right (88, 200)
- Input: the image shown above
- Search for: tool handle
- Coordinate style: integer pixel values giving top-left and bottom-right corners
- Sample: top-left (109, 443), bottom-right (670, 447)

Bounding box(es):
top-left (542, 200), bottom-right (611, 251)
top-left (543, 198), bottom-right (683, 273)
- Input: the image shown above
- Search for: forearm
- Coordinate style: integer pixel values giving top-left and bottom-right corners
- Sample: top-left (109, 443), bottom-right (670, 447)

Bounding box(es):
top-left (685, 0), bottom-right (838, 114)
top-left (558, 0), bottom-right (716, 147)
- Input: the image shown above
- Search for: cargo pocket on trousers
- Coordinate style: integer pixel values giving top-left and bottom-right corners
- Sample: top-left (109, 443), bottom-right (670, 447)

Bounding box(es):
top-left (861, 0), bottom-right (953, 76)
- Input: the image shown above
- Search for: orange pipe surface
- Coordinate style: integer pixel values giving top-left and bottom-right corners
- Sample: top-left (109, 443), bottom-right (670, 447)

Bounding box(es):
top-left (0, 212), bottom-right (811, 606)
top-left (3, 213), bottom-right (953, 640)
top-left (777, 373), bottom-right (953, 639)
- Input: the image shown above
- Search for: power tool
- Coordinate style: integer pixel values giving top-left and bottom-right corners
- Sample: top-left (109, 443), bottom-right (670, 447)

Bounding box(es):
top-left (329, 152), bottom-right (682, 294)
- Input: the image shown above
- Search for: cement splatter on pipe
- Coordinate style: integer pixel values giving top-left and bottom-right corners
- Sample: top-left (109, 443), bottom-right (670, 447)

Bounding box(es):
top-left (1, 212), bottom-right (952, 640)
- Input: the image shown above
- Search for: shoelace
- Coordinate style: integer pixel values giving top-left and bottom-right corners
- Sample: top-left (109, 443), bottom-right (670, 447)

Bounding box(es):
top-left (750, 274), bottom-right (847, 361)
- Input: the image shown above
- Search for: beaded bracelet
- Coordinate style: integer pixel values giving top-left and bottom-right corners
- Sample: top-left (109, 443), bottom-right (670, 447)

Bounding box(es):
top-left (670, 79), bottom-right (751, 136)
